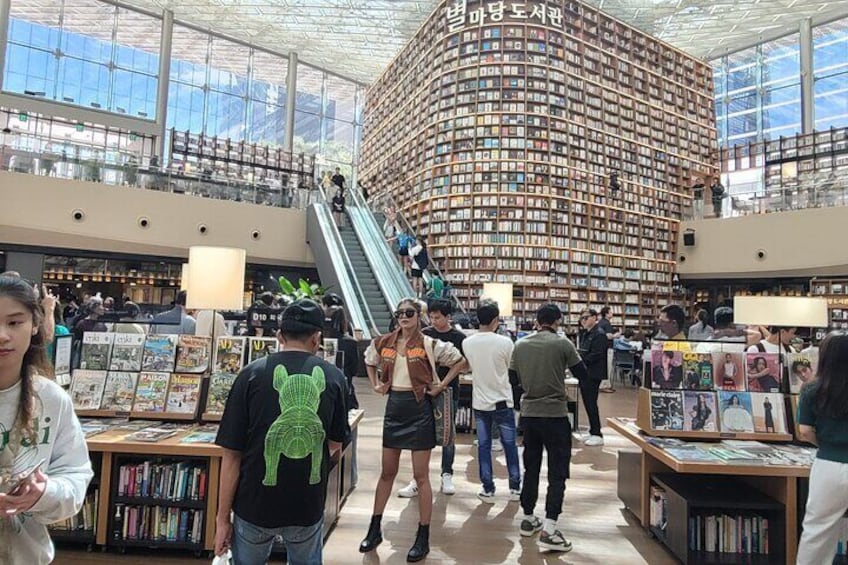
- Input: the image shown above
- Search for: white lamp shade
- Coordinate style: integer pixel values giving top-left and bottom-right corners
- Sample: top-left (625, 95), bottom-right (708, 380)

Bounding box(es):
top-left (180, 263), bottom-right (190, 292)
top-left (185, 246), bottom-right (246, 310)
top-left (733, 296), bottom-right (828, 327)
top-left (481, 282), bottom-right (514, 317)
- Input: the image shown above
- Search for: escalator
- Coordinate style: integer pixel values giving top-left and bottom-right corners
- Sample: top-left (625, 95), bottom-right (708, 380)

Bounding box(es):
top-left (337, 224), bottom-right (394, 332)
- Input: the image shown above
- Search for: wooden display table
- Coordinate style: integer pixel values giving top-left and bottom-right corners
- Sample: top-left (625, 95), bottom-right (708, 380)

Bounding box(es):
top-left (608, 417), bottom-right (809, 564)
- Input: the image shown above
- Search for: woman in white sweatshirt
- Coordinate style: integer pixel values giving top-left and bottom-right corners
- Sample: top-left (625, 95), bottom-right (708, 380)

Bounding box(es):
top-left (0, 275), bottom-right (93, 564)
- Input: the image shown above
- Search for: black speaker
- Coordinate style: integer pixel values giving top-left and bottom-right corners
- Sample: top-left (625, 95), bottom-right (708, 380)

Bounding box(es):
top-left (683, 231), bottom-right (696, 246)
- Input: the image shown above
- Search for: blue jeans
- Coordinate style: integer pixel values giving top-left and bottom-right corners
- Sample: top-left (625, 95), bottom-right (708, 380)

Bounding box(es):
top-left (475, 407), bottom-right (521, 493)
top-left (232, 514), bottom-right (323, 565)
top-left (441, 394), bottom-right (459, 475)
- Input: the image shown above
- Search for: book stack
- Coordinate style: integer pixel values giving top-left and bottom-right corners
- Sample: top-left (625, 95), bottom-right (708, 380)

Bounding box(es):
top-left (117, 461), bottom-right (207, 501)
top-left (49, 489), bottom-right (98, 532)
top-left (688, 514), bottom-right (770, 555)
top-left (113, 504), bottom-right (204, 544)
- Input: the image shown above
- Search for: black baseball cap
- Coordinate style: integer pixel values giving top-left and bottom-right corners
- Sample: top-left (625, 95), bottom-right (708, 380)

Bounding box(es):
top-left (279, 299), bottom-right (324, 333)
top-left (322, 293), bottom-right (344, 307)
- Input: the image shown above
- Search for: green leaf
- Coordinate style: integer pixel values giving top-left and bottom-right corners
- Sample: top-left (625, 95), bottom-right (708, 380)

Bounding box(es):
top-left (298, 278), bottom-right (313, 297)
top-left (278, 276), bottom-right (296, 296)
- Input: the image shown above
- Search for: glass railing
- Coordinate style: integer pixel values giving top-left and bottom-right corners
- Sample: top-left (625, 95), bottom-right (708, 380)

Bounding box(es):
top-left (0, 143), bottom-right (318, 210)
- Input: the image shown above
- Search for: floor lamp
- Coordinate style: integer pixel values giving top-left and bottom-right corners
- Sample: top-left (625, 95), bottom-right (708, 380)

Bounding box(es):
top-left (482, 282), bottom-right (514, 331)
top-left (733, 296), bottom-right (828, 329)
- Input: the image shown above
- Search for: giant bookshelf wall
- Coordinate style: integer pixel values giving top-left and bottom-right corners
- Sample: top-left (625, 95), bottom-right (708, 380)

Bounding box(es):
top-left (359, 0), bottom-right (718, 326)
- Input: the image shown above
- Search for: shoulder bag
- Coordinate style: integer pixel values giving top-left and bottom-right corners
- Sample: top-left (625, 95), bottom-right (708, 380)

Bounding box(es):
top-left (424, 336), bottom-right (455, 447)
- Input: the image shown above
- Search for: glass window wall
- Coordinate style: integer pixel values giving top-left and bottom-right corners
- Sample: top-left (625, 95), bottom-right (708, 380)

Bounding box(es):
top-left (814, 18), bottom-right (848, 130)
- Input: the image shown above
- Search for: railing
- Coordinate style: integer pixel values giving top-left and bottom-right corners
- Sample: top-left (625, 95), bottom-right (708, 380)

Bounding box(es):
top-left (0, 143), bottom-right (317, 210)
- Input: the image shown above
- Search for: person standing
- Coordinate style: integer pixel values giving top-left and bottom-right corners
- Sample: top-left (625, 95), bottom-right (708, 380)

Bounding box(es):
top-left (398, 299), bottom-right (467, 498)
top-left (331, 167), bottom-right (346, 194)
top-left (463, 301), bottom-right (521, 502)
top-left (657, 304), bottom-right (687, 341)
top-left (797, 333), bottom-right (848, 564)
top-left (213, 299), bottom-right (349, 564)
top-left (597, 306), bottom-right (618, 393)
top-left (151, 290), bottom-right (196, 335)
top-left (577, 309), bottom-right (607, 446)
top-left (687, 309), bottom-right (714, 341)
top-left (510, 304), bottom-right (589, 553)
top-left (331, 189), bottom-right (346, 229)
top-left (359, 299), bottom-right (466, 562)
top-left (409, 237), bottom-right (429, 297)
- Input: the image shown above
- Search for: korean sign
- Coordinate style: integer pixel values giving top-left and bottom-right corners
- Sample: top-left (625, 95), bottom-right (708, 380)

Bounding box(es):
top-left (447, 0), bottom-right (565, 33)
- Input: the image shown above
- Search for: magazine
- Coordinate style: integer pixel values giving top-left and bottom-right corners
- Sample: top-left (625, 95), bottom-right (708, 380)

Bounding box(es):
top-left (100, 371), bottom-right (139, 412)
top-left (787, 349), bottom-right (818, 394)
top-left (649, 486), bottom-right (668, 535)
top-left (682, 352), bottom-right (713, 390)
top-left (718, 391), bottom-right (755, 433)
top-left (69, 370), bottom-right (108, 410)
top-left (751, 393), bottom-right (788, 434)
top-left (650, 390), bottom-right (684, 431)
top-left (165, 374), bottom-right (202, 414)
top-left (248, 337), bottom-right (278, 364)
top-left (141, 335), bottom-right (178, 372)
top-left (131, 372), bottom-right (171, 413)
top-left (109, 333), bottom-right (146, 371)
top-left (711, 351), bottom-right (746, 391)
top-left (126, 426), bottom-right (179, 443)
top-left (323, 338), bottom-right (338, 363)
top-left (175, 335), bottom-right (212, 373)
top-left (180, 425), bottom-right (220, 444)
top-left (683, 391), bottom-right (718, 432)
top-left (745, 352), bottom-right (781, 393)
top-left (214, 337), bottom-right (246, 373)
top-left (80, 333), bottom-right (114, 371)
top-left (54, 335), bottom-right (72, 376)
top-left (205, 372), bottom-right (238, 415)
top-left (79, 419), bottom-right (112, 439)
top-left (650, 350), bottom-right (684, 389)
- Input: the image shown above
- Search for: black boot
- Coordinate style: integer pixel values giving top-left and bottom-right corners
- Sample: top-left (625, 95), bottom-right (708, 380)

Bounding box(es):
top-left (359, 514), bottom-right (383, 553)
top-left (406, 523), bottom-right (430, 562)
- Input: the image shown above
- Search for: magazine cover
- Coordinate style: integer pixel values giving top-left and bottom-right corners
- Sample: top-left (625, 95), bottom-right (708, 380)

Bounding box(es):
top-left (69, 370), bottom-right (108, 410)
top-left (141, 335), bottom-right (178, 372)
top-left (787, 349), bottom-right (818, 394)
top-left (248, 337), bottom-right (278, 364)
top-left (175, 336), bottom-right (212, 373)
top-left (650, 350), bottom-right (683, 389)
top-left (214, 337), bottom-right (246, 373)
top-left (682, 352), bottom-right (713, 390)
top-left (54, 335), bottom-right (72, 377)
top-left (126, 426), bottom-right (178, 443)
top-left (649, 486), bottom-right (668, 534)
top-left (109, 333), bottom-right (146, 371)
top-left (131, 372), bottom-right (171, 413)
top-left (80, 332), bottom-right (114, 370)
top-left (100, 371), bottom-right (139, 412)
top-left (165, 374), bottom-right (202, 414)
top-left (711, 351), bottom-right (746, 391)
top-left (683, 391), bottom-right (718, 432)
top-left (180, 424), bottom-right (220, 444)
top-left (751, 393), bottom-right (788, 434)
top-left (650, 390), bottom-right (684, 431)
top-left (323, 338), bottom-right (338, 363)
top-left (718, 391), bottom-right (755, 433)
top-left (745, 352), bottom-right (781, 393)
top-left (205, 372), bottom-right (238, 414)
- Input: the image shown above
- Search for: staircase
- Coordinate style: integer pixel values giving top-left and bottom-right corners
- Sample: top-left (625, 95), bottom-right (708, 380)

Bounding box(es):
top-left (339, 222), bottom-right (394, 333)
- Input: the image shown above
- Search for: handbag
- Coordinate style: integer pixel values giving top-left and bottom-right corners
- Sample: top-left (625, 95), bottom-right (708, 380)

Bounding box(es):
top-left (424, 336), bottom-right (455, 447)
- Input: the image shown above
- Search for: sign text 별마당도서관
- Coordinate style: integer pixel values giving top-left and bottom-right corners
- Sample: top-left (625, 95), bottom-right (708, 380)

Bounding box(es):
top-left (447, 0), bottom-right (565, 33)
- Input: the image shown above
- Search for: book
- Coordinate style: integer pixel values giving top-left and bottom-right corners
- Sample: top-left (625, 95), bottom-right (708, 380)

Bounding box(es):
top-left (649, 486), bottom-right (668, 535)
top-left (745, 352), bottom-right (781, 393)
top-left (213, 337), bottom-right (246, 373)
top-left (79, 419), bottom-right (112, 438)
top-left (80, 332), bottom-right (114, 371)
top-left (682, 352), bottom-right (713, 390)
top-left (712, 351), bottom-right (746, 391)
top-left (141, 335), bottom-right (178, 372)
top-left (204, 373), bottom-right (237, 415)
top-left (787, 348), bottom-right (818, 394)
top-left (683, 391), bottom-right (718, 432)
top-left (175, 336), bottom-right (212, 373)
top-left (248, 337), bottom-right (278, 364)
top-left (126, 426), bottom-right (178, 443)
top-left (100, 371), bottom-right (139, 412)
top-left (131, 372), bottom-right (171, 413)
top-left (650, 350), bottom-right (684, 389)
top-left (751, 393), bottom-right (788, 434)
top-left (718, 391), bottom-right (755, 433)
top-left (109, 333), bottom-right (146, 372)
top-left (180, 425), bottom-right (219, 444)
top-left (650, 390), bottom-right (684, 431)
top-left (69, 370), bottom-right (108, 410)
top-left (165, 374), bottom-right (202, 415)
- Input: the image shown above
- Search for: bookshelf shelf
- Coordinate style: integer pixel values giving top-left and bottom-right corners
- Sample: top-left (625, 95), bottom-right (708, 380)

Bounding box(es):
top-left (112, 496), bottom-right (206, 510)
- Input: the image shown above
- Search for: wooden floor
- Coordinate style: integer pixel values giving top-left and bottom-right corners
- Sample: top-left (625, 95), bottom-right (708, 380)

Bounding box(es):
top-left (54, 382), bottom-right (678, 564)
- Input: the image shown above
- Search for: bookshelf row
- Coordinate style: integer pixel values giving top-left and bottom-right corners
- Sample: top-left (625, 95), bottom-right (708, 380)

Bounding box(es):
top-left (810, 278), bottom-right (848, 330)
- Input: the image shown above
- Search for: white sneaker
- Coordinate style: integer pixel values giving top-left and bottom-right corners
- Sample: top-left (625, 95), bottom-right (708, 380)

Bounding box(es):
top-left (397, 479), bottom-right (418, 498)
top-left (441, 473), bottom-right (456, 495)
top-left (509, 489), bottom-right (521, 502)
top-left (492, 442), bottom-right (504, 452)
top-left (477, 490), bottom-right (496, 504)
top-left (583, 435), bottom-right (604, 447)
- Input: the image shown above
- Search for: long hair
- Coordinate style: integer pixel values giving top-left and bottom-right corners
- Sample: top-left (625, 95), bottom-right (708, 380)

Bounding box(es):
top-left (813, 332), bottom-right (848, 419)
top-left (696, 309), bottom-right (709, 330)
top-left (0, 276), bottom-right (50, 441)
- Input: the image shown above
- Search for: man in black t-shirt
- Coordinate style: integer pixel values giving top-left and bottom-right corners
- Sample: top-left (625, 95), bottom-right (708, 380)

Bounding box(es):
top-left (331, 167), bottom-right (346, 193)
top-left (214, 299), bottom-right (349, 564)
top-left (597, 306), bottom-right (618, 393)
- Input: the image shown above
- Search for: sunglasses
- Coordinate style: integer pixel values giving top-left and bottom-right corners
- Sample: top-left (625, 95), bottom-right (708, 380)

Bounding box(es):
top-left (394, 309), bottom-right (418, 319)
top-left (580, 315), bottom-right (593, 321)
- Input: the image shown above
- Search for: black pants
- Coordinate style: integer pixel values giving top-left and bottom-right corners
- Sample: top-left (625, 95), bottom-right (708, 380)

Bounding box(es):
top-left (520, 417), bottom-right (572, 521)
top-left (579, 378), bottom-right (602, 437)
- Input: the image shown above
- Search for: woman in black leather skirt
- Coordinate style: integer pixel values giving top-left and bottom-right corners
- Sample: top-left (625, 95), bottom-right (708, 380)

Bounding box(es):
top-left (359, 298), bottom-right (466, 562)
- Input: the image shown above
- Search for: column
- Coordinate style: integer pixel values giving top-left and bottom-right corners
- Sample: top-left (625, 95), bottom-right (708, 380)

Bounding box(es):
top-left (800, 18), bottom-right (815, 134)
top-left (154, 9), bottom-right (174, 161)
top-left (0, 0), bottom-right (11, 92)
top-left (283, 51), bottom-right (298, 152)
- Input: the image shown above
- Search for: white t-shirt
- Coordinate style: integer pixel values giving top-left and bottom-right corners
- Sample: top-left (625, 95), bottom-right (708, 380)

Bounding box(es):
top-left (462, 332), bottom-right (515, 412)
top-left (746, 341), bottom-right (783, 354)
